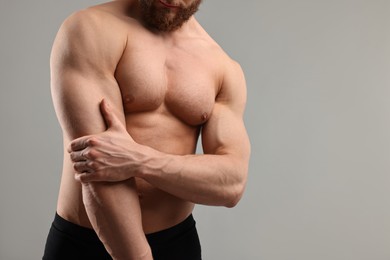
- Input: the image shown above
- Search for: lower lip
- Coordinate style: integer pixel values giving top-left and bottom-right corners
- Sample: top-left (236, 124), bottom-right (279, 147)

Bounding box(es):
top-left (158, 0), bottom-right (180, 9)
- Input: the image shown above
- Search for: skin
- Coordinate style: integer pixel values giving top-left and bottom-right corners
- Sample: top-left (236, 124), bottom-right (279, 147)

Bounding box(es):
top-left (51, 0), bottom-right (250, 259)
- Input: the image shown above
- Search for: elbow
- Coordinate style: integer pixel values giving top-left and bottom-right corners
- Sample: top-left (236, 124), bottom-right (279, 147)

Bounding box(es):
top-left (224, 180), bottom-right (247, 208)
top-left (222, 162), bottom-right (248, 208)
top-left (225, 194), bottom-right (241, 209)
top-left (222, 160), bottom-right (249, 208)
top-left (225, 188), bottom-right (244, 208)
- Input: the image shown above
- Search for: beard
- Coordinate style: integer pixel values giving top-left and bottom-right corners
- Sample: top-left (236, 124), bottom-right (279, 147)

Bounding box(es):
top-left (139, 0), bottom-right (201, 32)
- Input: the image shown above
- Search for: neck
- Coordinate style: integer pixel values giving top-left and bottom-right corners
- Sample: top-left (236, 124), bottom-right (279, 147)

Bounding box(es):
top-left (163, 16), bottom-right (201, 37)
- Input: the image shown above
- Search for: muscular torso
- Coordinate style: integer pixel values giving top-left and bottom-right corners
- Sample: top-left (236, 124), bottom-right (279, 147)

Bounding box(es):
top-left (57, 2), bottom-right (225, 233)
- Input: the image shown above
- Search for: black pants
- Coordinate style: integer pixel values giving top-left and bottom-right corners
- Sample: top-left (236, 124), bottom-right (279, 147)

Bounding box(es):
top-left (43, 213), bottom-right (202, 260)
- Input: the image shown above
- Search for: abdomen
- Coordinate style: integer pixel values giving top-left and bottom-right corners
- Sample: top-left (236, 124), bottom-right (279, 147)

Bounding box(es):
top-left (135, 177), bottom-right (195, 234)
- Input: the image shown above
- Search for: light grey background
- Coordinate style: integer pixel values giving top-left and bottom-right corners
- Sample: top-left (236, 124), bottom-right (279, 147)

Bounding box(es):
top-left (1, 0), bottom-right (389, 259)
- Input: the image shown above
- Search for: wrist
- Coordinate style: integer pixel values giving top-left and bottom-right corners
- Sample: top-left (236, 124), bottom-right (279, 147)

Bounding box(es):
top-left (137, 148), bottom-right (178, 179)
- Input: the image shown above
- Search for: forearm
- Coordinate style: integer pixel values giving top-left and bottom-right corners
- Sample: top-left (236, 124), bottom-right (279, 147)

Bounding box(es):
top-left (139, 149), bottom-right (248, 207)
top-left (81, 179), bottom-right (152, 260)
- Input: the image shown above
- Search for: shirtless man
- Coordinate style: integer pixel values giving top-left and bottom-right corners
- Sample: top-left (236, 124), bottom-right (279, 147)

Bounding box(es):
top-left (43, 0), bottom-right (250, 259)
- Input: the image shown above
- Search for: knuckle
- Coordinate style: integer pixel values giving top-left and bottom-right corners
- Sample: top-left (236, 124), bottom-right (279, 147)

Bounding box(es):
top-left (87, 137), bottom-right (99, 146)
top-left (83, 150), bottom-right (90, 159)
top-left (83, 149), bottom-right (92, 159)
top-left (88, 149), bottom-right (98, 159)
top-left (82, 150), bottom-right (89, 159)
top-left (87, 161), bottom-right (97, 170)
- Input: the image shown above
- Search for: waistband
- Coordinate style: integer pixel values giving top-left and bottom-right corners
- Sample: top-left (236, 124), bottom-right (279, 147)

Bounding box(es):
top-left (53, 212), bottom-right (196, 246)
top-left (146, 214), bottom-right (196, 247)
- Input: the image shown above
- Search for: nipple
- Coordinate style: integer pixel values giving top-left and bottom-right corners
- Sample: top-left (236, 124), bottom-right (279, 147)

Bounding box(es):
top-left (201, 112), bottom-right (209, 121)
top-left (124, 94), bottom-right (135, 104)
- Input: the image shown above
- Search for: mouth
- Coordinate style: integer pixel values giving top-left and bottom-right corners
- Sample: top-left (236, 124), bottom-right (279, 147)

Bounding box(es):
top-left (158, 0), bottom-right (181, 9)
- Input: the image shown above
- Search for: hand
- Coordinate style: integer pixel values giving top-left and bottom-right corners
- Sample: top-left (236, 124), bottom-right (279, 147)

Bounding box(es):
top-left (68, 99), bottom-right (146, 183)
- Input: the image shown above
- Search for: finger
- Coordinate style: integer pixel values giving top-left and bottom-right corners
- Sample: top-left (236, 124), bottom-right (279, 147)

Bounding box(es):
top-left (100, 99), bottom-right (122, 130)
top-left (68, 136), bottom-right (96, 152)
top-left (68, 137), bottom-right (89, 152)
top-left (70, 150), bottom-right (86, 162)
top-left (70, 148), bottom-right (100, 162)
top-left (73, 162), bottom-right (92, 173)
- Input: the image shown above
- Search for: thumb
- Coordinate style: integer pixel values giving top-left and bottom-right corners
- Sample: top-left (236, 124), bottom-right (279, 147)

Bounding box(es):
top-left (100, 99), bottom-right (122, 130)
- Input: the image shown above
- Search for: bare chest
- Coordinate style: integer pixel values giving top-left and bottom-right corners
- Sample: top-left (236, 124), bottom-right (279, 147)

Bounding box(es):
top-left (114, 35), bottom-right (220, 126)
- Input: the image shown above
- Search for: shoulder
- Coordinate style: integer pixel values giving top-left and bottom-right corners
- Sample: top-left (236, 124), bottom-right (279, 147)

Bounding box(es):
top-left (51, 5), bottom-right (127, 73)
top-left (59, 5), bottom-right (126, 45)
top-left (197, 29), bottom-right (246, 108)
top-left (196, 24), bottom-right (246, 92)
top-left (218, 58), bottom-right (247, 111)
top-left (194, 24), bottom-right (246, 95)
top-left (215, 48), bottom-right (246, 101)
top-left (207, 40), bottom-right (246, 112)
top-left (224, 57), bottom-right (245, 82)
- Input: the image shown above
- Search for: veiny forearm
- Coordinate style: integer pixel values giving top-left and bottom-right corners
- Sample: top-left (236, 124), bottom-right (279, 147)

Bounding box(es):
top-left (139, 150), bottom-right (248, 208)
top-left (82, 179), bottom-right (152, 260)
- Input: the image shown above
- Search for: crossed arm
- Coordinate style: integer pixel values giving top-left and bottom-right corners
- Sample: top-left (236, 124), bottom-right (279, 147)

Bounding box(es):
top-left (69, 61), bottom-right (251, 208)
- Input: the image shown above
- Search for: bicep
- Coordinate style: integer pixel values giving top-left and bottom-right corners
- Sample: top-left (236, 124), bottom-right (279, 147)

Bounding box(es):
top-left (201, 103), bottom-right (250, 162)
top-left (51, 70), bottom-right (125, 142)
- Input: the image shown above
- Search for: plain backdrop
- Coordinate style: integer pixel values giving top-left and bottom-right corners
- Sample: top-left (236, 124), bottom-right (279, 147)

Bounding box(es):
top-left (1, 0), bottom-right (390, 259)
